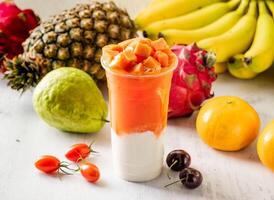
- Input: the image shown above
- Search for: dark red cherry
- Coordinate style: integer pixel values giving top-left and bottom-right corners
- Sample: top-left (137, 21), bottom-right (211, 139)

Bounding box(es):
top-left (166, 150), bottom-right (191, 171)
top-left (179, 167), bottom-right (203, 189)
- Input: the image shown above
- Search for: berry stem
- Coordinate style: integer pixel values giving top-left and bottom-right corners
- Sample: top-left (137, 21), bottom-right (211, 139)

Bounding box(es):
top-left (59, 161), bottom-right (80, 175)
top-left (88, 140), bottom-right (99, 154)
top-left (88, 140), bottom-right (95, 149)
top-left (59, 167), bottom-right (74, 175)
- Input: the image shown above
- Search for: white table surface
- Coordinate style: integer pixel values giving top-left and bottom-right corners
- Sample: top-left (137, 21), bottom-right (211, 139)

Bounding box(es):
top-left (1, 0), bottom-right (274, 200)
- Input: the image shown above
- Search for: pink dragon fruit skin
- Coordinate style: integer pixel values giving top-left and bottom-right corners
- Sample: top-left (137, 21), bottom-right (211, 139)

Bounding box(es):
top-left (0, 2), bottom-right (21, 18)
top-left (168, 44), bottom-right (217, 118)
top-left (0, 1), bottom-right (39, 72)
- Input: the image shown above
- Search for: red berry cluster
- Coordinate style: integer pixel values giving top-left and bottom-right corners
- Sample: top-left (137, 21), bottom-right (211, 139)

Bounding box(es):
top-left (35, 143), bottom-right (100, 183)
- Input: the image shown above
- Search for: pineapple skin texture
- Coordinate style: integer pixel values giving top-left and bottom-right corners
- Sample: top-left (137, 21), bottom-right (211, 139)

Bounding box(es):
top-left (23, 1), bottom-right (136, 81)
top-left (33, 67), bottom-right (108, 133)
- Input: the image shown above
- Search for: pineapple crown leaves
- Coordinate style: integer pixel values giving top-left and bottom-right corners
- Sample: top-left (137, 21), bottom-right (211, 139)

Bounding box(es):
top-left (4, 56), bottom-right (40, 92)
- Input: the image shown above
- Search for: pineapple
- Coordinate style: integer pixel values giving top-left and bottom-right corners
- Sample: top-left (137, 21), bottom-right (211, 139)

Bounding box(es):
top-left (4, 1), bottom-right (136, 91)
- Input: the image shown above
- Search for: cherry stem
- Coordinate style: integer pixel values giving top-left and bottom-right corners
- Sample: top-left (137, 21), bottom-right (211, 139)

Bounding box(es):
top-left (167, 160), bottom-right (178, 179)
top-left (169, 159), bottom-right (178, 169)
top-left (164, 178), bottom-right (186, 188)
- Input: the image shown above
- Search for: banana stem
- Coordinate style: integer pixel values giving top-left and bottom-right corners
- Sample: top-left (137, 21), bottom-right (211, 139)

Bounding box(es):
top-left (227, 0), bottom-right (241, 9)
top-left (236, 0), bottom-right (250, 14)
top-left (266, 0), bottom-right (274, 17)
top-left (247, 0), bottom-right (258, 17)
top-left (258, 0), bottom-right (268, 15)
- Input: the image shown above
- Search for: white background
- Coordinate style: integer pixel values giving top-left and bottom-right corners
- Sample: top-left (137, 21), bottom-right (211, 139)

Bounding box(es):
top-left (0, 0), bottom-right (274, 199)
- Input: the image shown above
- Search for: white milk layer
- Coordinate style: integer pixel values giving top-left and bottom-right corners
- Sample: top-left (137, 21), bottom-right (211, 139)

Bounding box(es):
top-left (111, 129), bottom-right (164, 182)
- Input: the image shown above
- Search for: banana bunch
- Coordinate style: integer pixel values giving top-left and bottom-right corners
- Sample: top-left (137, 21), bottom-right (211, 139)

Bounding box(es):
top-left (135, 0), bottom-right (274, 77)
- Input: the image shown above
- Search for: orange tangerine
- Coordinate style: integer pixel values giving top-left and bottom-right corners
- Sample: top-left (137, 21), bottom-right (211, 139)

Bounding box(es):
top-left (196, 96), bottom-right (260, 151)
top-left (257, 120), bottom-right (274, 172)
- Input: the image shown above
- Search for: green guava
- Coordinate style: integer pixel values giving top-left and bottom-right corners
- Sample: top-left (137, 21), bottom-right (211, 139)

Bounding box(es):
top-left (33, 67), bottom-right (108, 133)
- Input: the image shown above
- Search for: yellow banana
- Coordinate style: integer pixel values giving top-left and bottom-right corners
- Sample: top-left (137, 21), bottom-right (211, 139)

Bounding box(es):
top-left (197, 0), bottom-right (257, 63)
top-left (143, 0), bottom-right (241, 38)
top-left (228, 55), bottom-right (258, 79)
top-left (161, 0), bottom-right (249, 45)
top-left (228, 0), bottom-right (274, 75)
top-left (266, 0), bottom-right (274, 69)
top-left (266, 0), bottom-right (274, 17)
top-left (135, 0), bottom-right (223, 28)
top-left (214, 62), bottom-right (228, 74)
top-left (265, 0), bottom-right (274, 57)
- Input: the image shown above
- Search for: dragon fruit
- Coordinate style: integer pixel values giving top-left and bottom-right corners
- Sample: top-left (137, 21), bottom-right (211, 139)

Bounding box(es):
top-left (168, 44), bottom-right (217, 118)
top-left (0, 1), bottom-right (39, 72)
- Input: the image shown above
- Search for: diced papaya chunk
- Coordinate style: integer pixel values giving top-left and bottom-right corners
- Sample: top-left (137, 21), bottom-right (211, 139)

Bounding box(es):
top-left (136, 55), bottom-right (146, 63)
top-left (109, 53), bottom-right (129, 69)
top-left (107, 44), bottom-right (123, 52)
top-left (142, 56), bottom-right (161, 73)
top-left (102, 47), bottom-right (120, 64)
top-left (119, 38), bottom-right (137, 49)
top-left (134, 42), bottom-right (152, 58)
top-left (123, 49), bottom-right (137, 63)
top-left (139, 38), bottom-right (152, 46)
top-left (132, 63), bottom-right (144, 74)
top-left (126, 39), bottom-right (140, 50)
top-left (105, 49), bottom-right (120, 57)
top-left (168, 53), bottom-right (177, 66)
top-left (151, 38), bottom-right (169, 51)
top-left (154, 51), bottom-right (169, 67)
top-left (161, 48), bottom-right (173, 55)
top-left (105, 38), bottom-right (174, 74)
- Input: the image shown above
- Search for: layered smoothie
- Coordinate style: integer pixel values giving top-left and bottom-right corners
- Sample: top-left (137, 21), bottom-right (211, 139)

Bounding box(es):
top-left (101, 38), bottom-right (177, 182)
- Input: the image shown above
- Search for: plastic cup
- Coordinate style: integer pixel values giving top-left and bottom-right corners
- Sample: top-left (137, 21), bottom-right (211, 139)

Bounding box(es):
top-left (101, 46), bottom-right (177, 182)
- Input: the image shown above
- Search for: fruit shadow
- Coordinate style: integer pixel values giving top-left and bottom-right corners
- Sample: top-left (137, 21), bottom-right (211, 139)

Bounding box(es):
top-left (253, 64), bottom-right (274, 84)
top-left (213, 139), bottom-right (260, 163)
top-left (167, 112), bottom-right (198, 133)
top-left (61, 122), bottom-right (111, 148)
top-left (37, 171), bottom-right (74, 182)
top-left (226, 64), bottom-right (274, 90)
top-left (98, 82), bottom-right (109, 101)
top-left (139, 165), bottom-right (230, 199)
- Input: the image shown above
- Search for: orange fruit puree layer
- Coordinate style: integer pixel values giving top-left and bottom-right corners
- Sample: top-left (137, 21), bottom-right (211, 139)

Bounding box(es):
top-left (102, 38), bottom-right (177, 136)
top-left (107, 73), bottom-right (173, 137)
